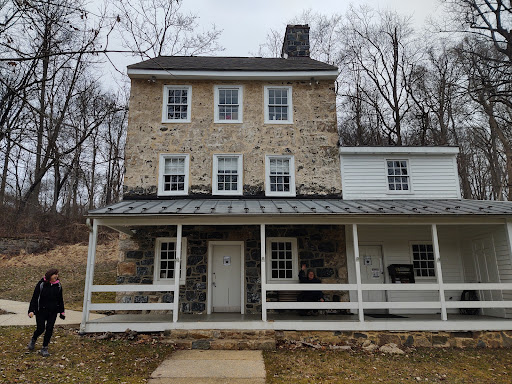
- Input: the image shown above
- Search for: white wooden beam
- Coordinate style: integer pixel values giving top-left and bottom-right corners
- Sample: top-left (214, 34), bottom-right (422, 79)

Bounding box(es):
top-left (432, 224), bottom-right (447, 321)
top-left (261, 224), bottom-right (267, 322)
top-left (505, 220), bottom-right (512, 267)
top-left (353, 224), bottom-right (364, 322)
top-left (80, 219), bottom-right (98, 332)
top-left (91, 284), bottom-right (176, 292)
top-left (173, 224), bottom-right (182, 323)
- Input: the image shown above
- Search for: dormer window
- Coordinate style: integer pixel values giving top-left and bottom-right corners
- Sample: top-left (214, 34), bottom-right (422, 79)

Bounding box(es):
top-left (158, 154), bottom-right (189, 196)
top-left (386, 159), bottom-right (410, 192)
top-left (162, 85), bottom-right (191, 123)
top-left (214, 85), bottom-right (243, 123)
top-left (264, 86), bottom-right (293, 124)
top-left (265, 155), bottom-right (296, 196)
top-left (212, 154), bottom-right (243, 195)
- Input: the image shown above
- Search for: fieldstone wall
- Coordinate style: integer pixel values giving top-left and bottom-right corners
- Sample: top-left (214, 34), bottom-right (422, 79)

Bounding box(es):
top-left (0, 237), bottom-right (51, 255)
top-left (277, 330), bottom-right (512, 349)
top-left (124, 78), bottom-right (340, 198)
top-left (116, 224), bottom-right (346, 314)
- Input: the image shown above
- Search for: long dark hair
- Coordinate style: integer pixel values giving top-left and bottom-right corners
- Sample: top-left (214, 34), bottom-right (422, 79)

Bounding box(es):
top-left (44, 268), bottom-right (59, 282)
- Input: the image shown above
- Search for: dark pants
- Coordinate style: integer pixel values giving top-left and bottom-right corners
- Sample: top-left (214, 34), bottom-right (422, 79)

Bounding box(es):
top-left (298, 291), bottom-right (324, 315)
top-left (32, 310), bottom-right (57, 347)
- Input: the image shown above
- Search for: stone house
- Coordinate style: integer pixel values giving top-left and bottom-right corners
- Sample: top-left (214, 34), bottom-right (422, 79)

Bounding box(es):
top-left (80, 25), bottom-right (512, 334)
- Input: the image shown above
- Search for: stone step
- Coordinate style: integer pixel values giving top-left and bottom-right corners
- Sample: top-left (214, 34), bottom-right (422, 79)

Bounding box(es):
top-left (162, 329), bottom-right (276, 350)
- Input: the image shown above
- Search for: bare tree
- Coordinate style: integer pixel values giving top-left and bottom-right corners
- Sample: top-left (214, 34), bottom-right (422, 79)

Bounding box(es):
top-left (113, 0), bottom-right (223, 59)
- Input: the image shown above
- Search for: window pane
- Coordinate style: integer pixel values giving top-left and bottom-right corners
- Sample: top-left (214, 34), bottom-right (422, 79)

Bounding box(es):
top-left (166, 88), bottom-right (189, 120)
top-left (387, 159), bottom-right (409, 191)
top-left (270, 241), bottom-right (294, 280)
top-left (411, 243), bottom-right (435, 278)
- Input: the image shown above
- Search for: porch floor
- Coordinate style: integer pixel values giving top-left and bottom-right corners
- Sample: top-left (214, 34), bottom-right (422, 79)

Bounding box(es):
top-left (84, 312), bottom-right (512, 333)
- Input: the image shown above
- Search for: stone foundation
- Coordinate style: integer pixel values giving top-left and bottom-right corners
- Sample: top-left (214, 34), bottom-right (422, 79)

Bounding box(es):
top-left (277, 330), bottom-right (512, 349)
top-left (117, 224), bottom-right (347, 314)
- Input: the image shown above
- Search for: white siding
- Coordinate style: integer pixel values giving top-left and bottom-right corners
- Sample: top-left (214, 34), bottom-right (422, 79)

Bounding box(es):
top-left (340, 153), bottom-right (461, 200)
top-left (347, 225), bottom-right (464, 315)
top-left (458, 224), bottom-right (512, 318)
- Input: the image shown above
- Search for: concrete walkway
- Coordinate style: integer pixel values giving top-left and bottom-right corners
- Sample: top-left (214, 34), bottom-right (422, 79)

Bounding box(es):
top-left (0, 299), bottom-right (104, 326)
top-left (148, 350), bottom-right (266, 384)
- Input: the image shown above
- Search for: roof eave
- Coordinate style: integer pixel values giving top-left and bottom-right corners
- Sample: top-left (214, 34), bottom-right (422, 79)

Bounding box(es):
top-left (127, 68), bottom-right (339, 81)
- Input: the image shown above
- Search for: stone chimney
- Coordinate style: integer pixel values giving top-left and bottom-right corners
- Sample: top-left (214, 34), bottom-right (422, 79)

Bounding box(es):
top-left (281, 24), bottom-right (310, 58)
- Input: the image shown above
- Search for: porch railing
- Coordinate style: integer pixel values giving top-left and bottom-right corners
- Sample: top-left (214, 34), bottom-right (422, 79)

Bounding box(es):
top-left (88, 284), bottom-right (177, 311)
top-left (263, 282), bottom-right (512, 321)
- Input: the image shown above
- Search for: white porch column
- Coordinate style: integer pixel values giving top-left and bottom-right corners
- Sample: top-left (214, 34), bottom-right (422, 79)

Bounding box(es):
top-left (173, 224), bottom-right (183, 323)
top-left (431, 224), bottom-right (447, 321)
top-left (80, 219), bottom-right (98, 332)
top-left (260, 224), bottom-right (267, 322)
top-left (352, 224), bottom-right (364, 322)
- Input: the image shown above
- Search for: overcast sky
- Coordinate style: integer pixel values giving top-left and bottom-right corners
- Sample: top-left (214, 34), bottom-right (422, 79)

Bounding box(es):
top-left (178, 0), bottom-right (443, 57)
top-left (102, 0), bottom-right (444, 87)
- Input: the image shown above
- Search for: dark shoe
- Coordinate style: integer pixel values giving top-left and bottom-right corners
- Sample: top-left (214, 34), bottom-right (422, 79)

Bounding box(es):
top-left (27, 338), bottom-right (36, 351)
top-left (40, 347), bottom-right (50, 357)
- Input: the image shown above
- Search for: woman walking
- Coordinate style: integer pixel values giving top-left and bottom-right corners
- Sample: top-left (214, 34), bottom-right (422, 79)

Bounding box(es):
top-left (27, 268), bottom-right (65, 357)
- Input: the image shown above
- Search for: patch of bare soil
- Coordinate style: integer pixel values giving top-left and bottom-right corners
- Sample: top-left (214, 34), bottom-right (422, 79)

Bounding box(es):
top-left (0, 236), bottom-right (119, 267)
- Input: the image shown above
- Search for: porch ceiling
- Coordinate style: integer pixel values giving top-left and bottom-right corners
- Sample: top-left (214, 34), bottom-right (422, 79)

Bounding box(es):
top-left (87, 198), bottom-right (512, 218)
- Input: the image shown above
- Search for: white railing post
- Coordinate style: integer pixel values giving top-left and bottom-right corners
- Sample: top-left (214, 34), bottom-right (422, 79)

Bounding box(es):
top-left (505, 220), bottom-right (512, 265)
top-left (80, 219), bottom-right (98, 332)
top-left (173, 224), bottom-right (183, 323)
top-left (260, 224), bottom-right (267, 322)
top-left (432, 224), bottom-right (447, 321)
top-left (353, 224), bottom-right (364, 322)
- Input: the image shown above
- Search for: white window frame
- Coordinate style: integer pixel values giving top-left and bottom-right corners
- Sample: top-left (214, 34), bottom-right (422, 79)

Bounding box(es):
top-left (266, 237), bottom-right (299, 283)
top-left (214, 85), bottom-right (243, 123)
top-left (158, 154), bottom-right (190, 196)
top-left (154, 237), bottom-right (188, 285)
top-left (385, 158), bottom-right (412, 194)
top-left (212, 154), bottom-right (243, 196)
top-left (264, 86), bottom-right (293, 124)
top-left (162, 85), bottom-right (192, 123)
top-left (265, 155), bottom-right (296, 197)
top-left (410, 242), bottom-right (436, 280)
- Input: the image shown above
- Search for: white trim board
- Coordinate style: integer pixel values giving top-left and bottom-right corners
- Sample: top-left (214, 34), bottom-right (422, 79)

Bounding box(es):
top-left (127, 69), bottom-right (339, 80)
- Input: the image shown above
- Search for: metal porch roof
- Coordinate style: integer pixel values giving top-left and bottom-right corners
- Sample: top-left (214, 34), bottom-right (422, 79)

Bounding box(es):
top-left (87, 199), bottom-right (512, 217)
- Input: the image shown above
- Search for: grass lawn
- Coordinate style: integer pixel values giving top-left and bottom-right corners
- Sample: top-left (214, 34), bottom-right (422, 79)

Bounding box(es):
top-left (263, 348), bottom-right (512, 383)
top-left (0, 326), bottom-right (173, 383)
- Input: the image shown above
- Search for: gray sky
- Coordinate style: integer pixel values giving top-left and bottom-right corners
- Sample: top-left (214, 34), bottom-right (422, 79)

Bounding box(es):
top-left (178, 0), bottom-right (443, 57)
top-left (101, 0), bottom-right (443, 87)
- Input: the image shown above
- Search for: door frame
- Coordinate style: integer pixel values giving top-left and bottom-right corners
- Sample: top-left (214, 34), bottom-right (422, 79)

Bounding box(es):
top-left (207, 241), bottom-right (245, 315)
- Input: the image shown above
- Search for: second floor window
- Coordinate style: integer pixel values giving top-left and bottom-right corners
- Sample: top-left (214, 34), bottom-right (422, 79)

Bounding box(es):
top-left (387, 159), bottom-right (410, 192)
top-left (214, 85), bottom-right (243, 123)
top-left (213, 154), bottom-right (243, 195)
top-left (265, 155), bottom-right (296, 196)
top-left (162, 85), bottom-right (191, 123)
top-left (264, 86), bottom-right (293, 124)
top-left (158, 154), bottom-right (189, 196)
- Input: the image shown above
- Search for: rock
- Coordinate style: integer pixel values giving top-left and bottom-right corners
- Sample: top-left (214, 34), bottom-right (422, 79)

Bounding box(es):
top-left (379, 343), bottom-right (404, 354)
top-left (329, 345), bottom-right (352, 351)
top-left (363, 343), bottom-right (378, 352)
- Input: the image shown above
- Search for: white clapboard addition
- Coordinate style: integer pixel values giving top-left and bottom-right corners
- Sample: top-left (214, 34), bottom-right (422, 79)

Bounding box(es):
top-left (339, 147), bottom-right (461, 200)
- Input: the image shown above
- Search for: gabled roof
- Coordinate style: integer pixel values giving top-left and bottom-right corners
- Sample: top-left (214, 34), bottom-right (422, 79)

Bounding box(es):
top-left (88, 199), bottom-right (512, 217)
top-left (127, 56), bottom-right (338, 72)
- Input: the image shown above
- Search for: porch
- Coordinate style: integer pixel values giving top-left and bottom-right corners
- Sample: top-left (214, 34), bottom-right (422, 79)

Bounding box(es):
top-left (81, 199), bottom-right (512, 333)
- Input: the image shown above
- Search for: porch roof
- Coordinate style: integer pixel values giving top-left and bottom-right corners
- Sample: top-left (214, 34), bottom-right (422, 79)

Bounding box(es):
top-left (87, 198), bottom-right (512, 218)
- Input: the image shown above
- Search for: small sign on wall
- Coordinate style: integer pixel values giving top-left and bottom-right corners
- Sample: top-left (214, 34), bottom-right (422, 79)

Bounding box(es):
top-left (223, 256), bottom-right (231, 266)
top-left (372, 268), bottom-right (380, 278)
top-left (364, 256), bottom-right (372, 266)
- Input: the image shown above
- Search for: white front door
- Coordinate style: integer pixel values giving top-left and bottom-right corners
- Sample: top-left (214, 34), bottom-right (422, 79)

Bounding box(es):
top-left (360, 245), bottom-right (386, 306)
top-left (211, 243), bottom-right (242, 313)
top-left (472, 236), bottom-right (505, 318)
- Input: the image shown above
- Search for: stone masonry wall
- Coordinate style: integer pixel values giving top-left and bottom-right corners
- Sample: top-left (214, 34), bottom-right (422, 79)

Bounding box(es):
top-left (117, 225), bottom-right (346, 314)
top-left (124, 79), bottom-right (341, 198)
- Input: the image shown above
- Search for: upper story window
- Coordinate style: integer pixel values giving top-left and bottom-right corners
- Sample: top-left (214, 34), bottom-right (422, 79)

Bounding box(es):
top-left (264, 86), bottom-right (293, 124)
top-left (214, 85), bottom-right (243, 123)
top-left (162, 85), bottom-right (192, 123)
top-left (212, 154), bottom-right (243, 195)
top-left (266, 238), bottom-right (299, 282)
top-left (411, 244), bottom-right (435, 278)
top-left (158, 154), bottom-right (189, 196)
top-left (265, 155), bottom-right (296, 197)
top-left (386, 159), bottom-right (410, 192)
top-left (154, 237), bottom-right (187, 285)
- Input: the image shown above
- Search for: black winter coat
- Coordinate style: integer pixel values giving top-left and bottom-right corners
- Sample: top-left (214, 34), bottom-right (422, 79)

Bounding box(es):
top-left (28, 279), bottom-right (65, 315)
